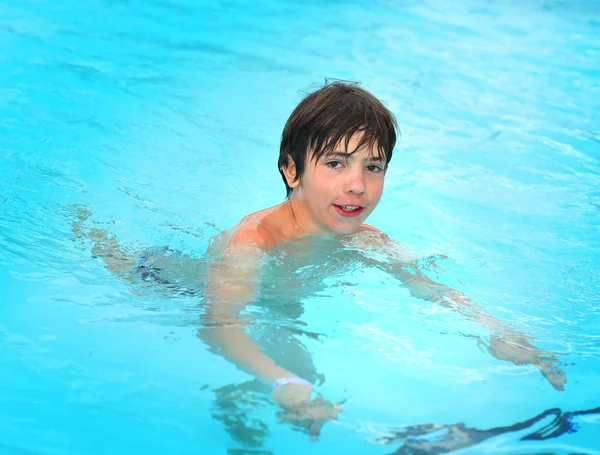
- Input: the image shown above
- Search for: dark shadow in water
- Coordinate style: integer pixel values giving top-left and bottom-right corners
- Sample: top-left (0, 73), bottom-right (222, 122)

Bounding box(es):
top-left (381, 405), bottom-right (600, 455)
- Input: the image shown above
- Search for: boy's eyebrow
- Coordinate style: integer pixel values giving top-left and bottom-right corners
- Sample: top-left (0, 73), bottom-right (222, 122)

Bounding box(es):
top-left (327, 151), bottom-right (383, 161)
top-left (328, 151), bottom-right (353, 158)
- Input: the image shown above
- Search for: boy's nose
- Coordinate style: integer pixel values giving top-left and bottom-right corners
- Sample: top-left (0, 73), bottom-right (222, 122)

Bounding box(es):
top-left (344, 171), bottom-right (365, 194)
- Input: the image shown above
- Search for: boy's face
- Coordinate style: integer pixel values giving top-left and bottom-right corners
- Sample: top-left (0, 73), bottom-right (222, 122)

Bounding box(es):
top-left (293, 133), bottom-right (386, 235)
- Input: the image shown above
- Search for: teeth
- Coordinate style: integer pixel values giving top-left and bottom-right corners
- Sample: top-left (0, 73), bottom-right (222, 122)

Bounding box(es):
top-left (341, 205), bottom-right (360, 211)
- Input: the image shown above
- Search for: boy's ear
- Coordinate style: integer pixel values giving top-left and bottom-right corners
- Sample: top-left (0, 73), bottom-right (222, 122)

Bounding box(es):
top-left (281, 156), bottom-right (300, 189)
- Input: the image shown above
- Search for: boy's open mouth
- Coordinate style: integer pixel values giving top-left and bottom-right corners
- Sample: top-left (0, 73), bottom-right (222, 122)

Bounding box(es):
top-left (333, 204), bottom-right (364, 218)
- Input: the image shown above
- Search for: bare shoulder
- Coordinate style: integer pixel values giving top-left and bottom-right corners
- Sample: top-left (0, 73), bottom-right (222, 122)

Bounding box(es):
top-left (229, 216), bottom-right (276, 251)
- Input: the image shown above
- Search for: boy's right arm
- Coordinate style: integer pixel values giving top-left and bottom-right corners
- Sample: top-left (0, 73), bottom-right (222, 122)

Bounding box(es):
top-left (202, 225), bottom-right (342, 431)
top-left (200, 224), bottom-right (318, 408)
top-left (73, 209), bottom-right (339, 423)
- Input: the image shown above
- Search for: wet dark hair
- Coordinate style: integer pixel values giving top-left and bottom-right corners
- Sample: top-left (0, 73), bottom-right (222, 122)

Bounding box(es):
top-left (278, 80), bottom-right (398, 198)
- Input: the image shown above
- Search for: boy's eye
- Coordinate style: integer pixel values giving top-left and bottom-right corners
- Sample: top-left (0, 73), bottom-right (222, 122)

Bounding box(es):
top-left (326, 161), bottom-right (343, 169)
top-left (367, 164), bottom-right (384, 173)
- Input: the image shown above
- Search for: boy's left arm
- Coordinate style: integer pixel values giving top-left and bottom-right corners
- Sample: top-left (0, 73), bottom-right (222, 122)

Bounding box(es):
top-left (359, 228), bottom-right (566, 391)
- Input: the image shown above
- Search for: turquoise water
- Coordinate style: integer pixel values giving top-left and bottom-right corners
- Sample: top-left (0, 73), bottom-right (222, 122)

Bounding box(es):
top-left (1, 0), bottom-right (600, 453)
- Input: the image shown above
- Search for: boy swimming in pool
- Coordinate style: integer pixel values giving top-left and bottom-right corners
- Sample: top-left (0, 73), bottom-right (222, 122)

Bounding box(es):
top-left (199, 81), bottom-right (566, 420)
top-left (201, 80), bottom-right (398, 421)
top-left (75, 80), bottom-right (566, 436)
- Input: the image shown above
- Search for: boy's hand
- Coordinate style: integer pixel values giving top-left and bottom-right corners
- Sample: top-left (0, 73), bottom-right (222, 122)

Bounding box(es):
top-left (487, 335), bottom-right (566, 391)
top-left (271, 382), bottom-right (314, 407)
top-left (271, 383), bottom-right (342, 437)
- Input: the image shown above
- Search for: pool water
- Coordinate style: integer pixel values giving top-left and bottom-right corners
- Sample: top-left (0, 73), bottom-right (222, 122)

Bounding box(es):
top-left (1, 0), bottom-right (600, 454)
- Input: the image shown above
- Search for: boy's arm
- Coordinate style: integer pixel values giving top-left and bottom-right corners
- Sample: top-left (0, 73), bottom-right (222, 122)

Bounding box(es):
top-left (201, 239), bottom-right (294, 384)
top-left (73, 209), bottom-right (329, 412)
top-left (199, 225), bottom-right (316, 407)
top-left (72, 207), bottom-right (137, 279)
top-left (202, 225), bottom-right (342, 427)
top-left (364, 229), bottom-right (566, 391)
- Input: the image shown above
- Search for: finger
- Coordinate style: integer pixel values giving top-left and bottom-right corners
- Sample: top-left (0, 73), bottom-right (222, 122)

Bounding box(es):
top-left (277, 407), bottom-right (309, 421)
top-left (276, 409), bottom-right (301, 423)
top-left (327, 404), bottom-right (343, 419)
top-left (309, 419), bottom-right (324, 438)
top-left (276, 411), bottom-right (325, 437)
top-left (537, 362), bottom-right (566, 391)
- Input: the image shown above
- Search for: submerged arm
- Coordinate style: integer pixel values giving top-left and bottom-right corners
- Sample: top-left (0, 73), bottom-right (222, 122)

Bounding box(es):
top-left (72, 206), bottom-right (137, 279)
top-left (372, 233), bottom-right (566, 390)
top-left (200, 228), bottom-right (340, 424)
top-left (392, 263), bottom-right (506, 332)
top-left (200, 246), bottom-right (298, 386)
top-left (72, 206), bottom-right (210, 293)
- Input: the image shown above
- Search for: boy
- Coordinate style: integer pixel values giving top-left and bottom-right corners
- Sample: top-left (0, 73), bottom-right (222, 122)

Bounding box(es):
top-left (75, 81), bottom-right (565, 439)
top-left (191, 82), bottom-right (567, 440)
top-left (200, 80), bottom-right (398, 427)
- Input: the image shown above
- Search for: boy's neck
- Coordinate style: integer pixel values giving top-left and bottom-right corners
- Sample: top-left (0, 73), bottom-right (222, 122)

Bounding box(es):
top-left (284, 197), bottom-right (340, 240)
